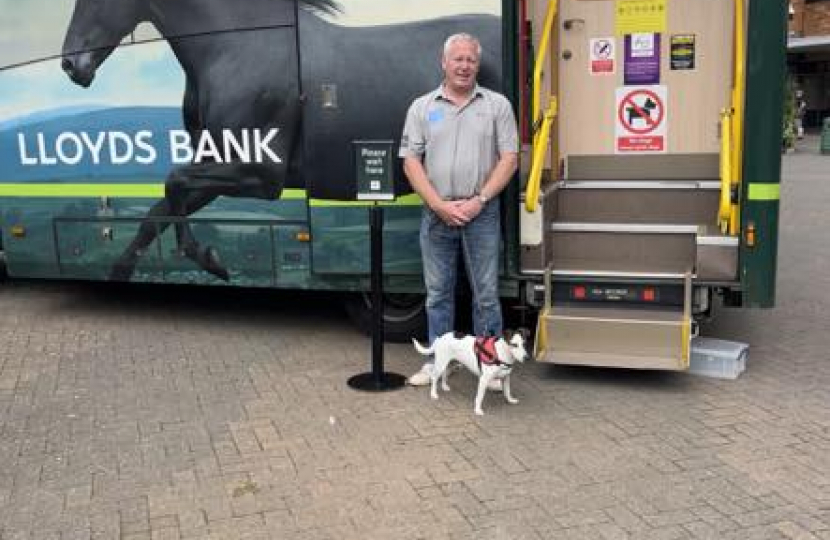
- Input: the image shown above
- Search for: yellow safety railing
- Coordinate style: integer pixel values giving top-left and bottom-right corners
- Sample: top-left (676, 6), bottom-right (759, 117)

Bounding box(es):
top-left (532, 0), bottom-right (557, 127)
top-left (526, 0), bottom-right (558, 213)
top-left (527, 99), bottom-right (557, 212)
top-left (728, 0), bottom-right (746, 235)
top-left (533, 265), bottom-right (553, 360)
top-left (717, 0), bottom-right (745, 235)
top-left (718, 109), bottom-right (733, 233)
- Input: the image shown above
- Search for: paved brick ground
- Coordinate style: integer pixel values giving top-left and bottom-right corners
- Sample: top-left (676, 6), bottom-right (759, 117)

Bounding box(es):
top-left (1, 139), bottom-right (828, 539)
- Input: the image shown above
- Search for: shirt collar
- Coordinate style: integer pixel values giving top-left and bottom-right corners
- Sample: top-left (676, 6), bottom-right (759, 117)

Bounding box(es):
top-left (434, 83), bottom-right (483, 103)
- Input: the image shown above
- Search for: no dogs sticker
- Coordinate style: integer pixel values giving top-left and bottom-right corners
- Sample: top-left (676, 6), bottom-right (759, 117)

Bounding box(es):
top-left (615, 85), bottom-right (667, 153)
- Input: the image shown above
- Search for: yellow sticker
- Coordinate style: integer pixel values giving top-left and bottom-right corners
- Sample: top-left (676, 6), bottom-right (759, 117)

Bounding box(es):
top-left (616, 0), bottom-right (667, 35)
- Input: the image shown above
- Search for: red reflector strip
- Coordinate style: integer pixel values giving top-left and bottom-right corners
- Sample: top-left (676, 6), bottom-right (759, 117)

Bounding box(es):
top-left (573, 286), bottom-right (586, 299)
top-left (643, 288), bottom-right (656, 301)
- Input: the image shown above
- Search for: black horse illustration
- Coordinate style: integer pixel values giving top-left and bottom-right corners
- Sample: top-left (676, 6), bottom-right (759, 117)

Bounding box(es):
top-left (60, 0), bottom-right (500, 281)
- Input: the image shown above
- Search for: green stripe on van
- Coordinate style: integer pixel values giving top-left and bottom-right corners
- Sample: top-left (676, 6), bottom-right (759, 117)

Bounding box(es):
top-left (309, 193), bottom-right (423, 207)
top-left (0, 184), bottom-right (307, 199)
top-left (747, 183), bottom-right (780, 201)
top-left (0, 183), bottom-right (422, 206)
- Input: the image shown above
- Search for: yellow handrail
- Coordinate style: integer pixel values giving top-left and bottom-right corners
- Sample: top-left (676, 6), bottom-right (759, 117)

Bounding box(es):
top-left (719, 109), bottom-right (733, 234)
top-left (526, 98), bottom-right (557, 212)
top-left (533, 0), bottom-right (558, 127)
top-left (729, 0), bottom-right (746, 235)
top-left (526, 0), bottom-right (558, 213)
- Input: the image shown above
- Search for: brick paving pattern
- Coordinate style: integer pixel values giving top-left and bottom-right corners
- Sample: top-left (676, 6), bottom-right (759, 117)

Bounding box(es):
top-left (0, 140), bottom-right (828, 539)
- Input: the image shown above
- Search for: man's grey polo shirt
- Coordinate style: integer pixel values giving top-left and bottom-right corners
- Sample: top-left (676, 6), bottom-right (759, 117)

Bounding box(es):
top-left (399, 84), bottom-right (518, 200)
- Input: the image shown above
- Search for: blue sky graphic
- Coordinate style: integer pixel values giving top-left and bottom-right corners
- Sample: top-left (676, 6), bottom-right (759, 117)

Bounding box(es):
top-left (0, 42), bottom-right (184, 121)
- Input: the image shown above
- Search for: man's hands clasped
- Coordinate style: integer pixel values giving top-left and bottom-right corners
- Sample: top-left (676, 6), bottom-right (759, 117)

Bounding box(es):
top-left (433, 196), bottom-right (485, 227)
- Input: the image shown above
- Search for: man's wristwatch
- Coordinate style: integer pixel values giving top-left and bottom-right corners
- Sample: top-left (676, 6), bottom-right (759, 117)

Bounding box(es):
top-left (477, 193), bottom-right (488, 205)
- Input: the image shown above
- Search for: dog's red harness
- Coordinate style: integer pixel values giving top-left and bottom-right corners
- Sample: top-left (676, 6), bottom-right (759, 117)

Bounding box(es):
top-left (475, 336), bottom-right (505, 370)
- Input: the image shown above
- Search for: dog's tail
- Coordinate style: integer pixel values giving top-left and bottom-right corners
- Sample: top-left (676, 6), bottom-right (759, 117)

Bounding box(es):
top-left (412, 338), bottom-right (435, 356)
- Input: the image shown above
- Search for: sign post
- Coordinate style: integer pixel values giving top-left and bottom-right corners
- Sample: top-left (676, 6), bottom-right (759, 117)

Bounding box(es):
top-left (348, 141), bottom-right (406, 392)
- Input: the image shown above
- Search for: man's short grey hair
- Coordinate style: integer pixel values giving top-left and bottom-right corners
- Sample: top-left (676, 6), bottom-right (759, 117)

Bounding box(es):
top-left (443, 33), bottom-right (482, 59)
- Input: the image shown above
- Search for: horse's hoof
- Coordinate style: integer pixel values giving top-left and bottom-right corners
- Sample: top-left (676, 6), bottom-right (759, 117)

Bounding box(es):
top-left (201, 247), bottom-right (230, 281)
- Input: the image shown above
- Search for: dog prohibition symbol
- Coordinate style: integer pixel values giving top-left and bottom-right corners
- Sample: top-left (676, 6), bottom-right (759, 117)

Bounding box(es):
top-left (412, 330), bottom-right (528, 415)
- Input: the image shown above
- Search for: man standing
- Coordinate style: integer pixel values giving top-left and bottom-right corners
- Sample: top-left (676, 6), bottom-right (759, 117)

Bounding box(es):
top-left (399, 33), bottom-right (519, 386)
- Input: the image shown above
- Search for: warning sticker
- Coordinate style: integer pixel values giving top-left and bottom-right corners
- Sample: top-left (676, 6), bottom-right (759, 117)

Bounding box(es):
top-left (615, 86), bottom-right (667, 153)
top-left (590, 37), bottom-right (616, 75)
top-left (670, 34), bottom-right (695, 70)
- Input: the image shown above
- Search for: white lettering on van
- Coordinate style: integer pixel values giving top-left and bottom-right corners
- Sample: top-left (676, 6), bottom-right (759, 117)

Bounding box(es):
top-left (15, 129), bottom-right (282, 166)
top-left (80, 132), bottom-right (106, 164)
top-left (169, 130), bottom-right (193, 164)
top-left (18, 133), bottom-right (37, 165)
top-left (134, 131), bottom-right (157, 164)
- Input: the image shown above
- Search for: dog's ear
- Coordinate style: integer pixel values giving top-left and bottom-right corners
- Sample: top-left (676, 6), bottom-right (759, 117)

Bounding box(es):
top-left (516, 328), bottom-right (530, 341)
top-left (502, 329), bottom-right (513, 341)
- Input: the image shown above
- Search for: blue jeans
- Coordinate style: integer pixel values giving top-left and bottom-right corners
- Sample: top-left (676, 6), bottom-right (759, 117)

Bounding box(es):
top-left (420, 199), bottom-right (502, 346)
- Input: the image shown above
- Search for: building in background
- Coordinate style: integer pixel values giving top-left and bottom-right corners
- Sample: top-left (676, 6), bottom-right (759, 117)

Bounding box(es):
top-left (788, 0), bottom-right (830, 130)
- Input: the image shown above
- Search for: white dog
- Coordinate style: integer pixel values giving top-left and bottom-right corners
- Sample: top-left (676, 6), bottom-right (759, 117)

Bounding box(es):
top-left (412, 330), bottom-right (528, 415)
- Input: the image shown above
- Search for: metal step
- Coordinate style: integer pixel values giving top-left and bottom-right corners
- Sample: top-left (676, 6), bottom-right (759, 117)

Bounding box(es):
top-left (566, 153), bottom-right (720, 180)
top-left (549, 223), bottom-right (697, 277)
top-left (556, 180), bottom-right (721, 224)
top-left (535, 274), bottom-right (693, 370)
top-left (518, 166), bottom-right (739, 282)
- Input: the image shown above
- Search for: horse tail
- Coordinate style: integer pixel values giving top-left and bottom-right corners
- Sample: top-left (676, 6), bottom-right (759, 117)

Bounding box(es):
top-left (302, 0), bottom-right (341, 15)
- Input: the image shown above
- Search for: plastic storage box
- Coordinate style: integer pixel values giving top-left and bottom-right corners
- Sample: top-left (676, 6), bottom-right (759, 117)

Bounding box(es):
top-left (689, 337), bottom-right (748, 379)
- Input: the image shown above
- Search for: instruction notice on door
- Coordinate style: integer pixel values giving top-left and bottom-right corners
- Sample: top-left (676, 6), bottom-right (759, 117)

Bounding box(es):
top-left (615, 86), bottom-right (667, 153)
top-left (615, 0), bottom-right (667, 35)
top-left (590, 38), bottom-right (616, 75)
top-left (624, 33), bottom-right (661, 85)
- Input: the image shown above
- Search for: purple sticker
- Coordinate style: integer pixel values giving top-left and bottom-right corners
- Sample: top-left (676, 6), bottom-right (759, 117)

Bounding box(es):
top-left (624, 33), bottom-right (661, 85)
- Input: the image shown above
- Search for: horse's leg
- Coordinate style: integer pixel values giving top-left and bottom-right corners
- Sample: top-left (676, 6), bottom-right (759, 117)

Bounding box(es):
top-left (165, 103), bottom-right (299, 279)
top-left (172, 187), bottom-right (229, 281)
top-left (109, 199), bottom-right (175, 280)
top-left (161, 165), bottom-right (220, 279)
top-left (163, 162), bottom-right (284, 280)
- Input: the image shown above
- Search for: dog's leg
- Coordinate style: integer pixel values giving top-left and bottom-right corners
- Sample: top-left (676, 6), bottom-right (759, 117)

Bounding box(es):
top-left (503, 375), bottom-right (519, 405)
top-left (474, 373), bottom-right (492, 416)
top-left (441, 365), bottom-right (451, 392)
top-left (431, 352), bottom-right (451, 400)
top-left (430, 364), bottom-right (441, 400)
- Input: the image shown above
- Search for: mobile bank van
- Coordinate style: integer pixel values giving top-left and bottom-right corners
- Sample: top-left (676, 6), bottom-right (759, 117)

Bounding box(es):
top-left (0, 0), bottom-right (785, 370)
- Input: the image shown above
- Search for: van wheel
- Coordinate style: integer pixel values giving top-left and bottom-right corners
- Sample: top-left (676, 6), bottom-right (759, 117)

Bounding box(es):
top-left (343, 292), bottom-right (427, 343)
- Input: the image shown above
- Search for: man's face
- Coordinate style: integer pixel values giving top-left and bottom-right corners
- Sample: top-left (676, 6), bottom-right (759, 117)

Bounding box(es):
top-left (442, 40), bottom-right (480, 94)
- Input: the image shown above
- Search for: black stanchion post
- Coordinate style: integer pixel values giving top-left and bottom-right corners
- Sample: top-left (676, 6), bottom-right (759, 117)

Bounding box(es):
top-left (348, 204), bottom-right (406, 392)
top-left (370, 204), bottom-right (385, 380)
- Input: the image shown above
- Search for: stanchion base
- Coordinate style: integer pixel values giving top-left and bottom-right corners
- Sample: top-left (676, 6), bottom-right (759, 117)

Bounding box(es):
top-left (347, 372), bottom-right (407, 392)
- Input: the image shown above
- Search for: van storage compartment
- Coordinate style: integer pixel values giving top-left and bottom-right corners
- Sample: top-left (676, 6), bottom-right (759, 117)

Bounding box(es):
top-left (689, 337), bottom-right (748, 379)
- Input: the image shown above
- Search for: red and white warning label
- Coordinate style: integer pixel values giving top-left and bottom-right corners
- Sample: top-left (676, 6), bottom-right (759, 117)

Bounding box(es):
top-left (615, 85), bottom-right (667, 153)
top-left (590, 37), bottom-right (615, 75)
